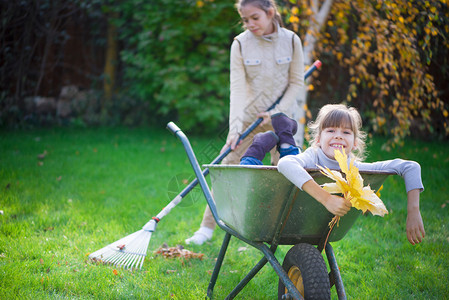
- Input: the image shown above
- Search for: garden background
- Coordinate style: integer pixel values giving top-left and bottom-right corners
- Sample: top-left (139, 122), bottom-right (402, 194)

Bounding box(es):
top-left (1, 0), bottom-right (449, 299)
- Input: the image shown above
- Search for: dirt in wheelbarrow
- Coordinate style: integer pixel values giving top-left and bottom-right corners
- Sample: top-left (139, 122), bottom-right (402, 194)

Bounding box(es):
top-left (154, 243), bottom-right (204, 260)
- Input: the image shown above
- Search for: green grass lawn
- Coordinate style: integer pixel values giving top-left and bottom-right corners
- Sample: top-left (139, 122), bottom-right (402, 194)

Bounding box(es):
top-left (1, 126), bottom-right (448, 299)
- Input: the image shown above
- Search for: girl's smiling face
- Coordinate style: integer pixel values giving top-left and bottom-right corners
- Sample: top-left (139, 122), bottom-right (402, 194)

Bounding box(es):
top-left (239, 4), bottom-right (275, 36)
top-left (318, 126), bottom-right (356, 159)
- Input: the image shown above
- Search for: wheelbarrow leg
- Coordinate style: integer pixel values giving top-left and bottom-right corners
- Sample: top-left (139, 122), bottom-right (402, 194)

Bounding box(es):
top-left (207, 232), bottom-right (232, 298)
top-left (226, 245), bottom-right (277, 299)
top-left (259, 244), bottom-right (304, 300)
top-left (325, 243), bottom-right (346, 300)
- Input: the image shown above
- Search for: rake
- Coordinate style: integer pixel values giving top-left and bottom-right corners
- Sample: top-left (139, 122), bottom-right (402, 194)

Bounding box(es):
top-left (88, 61), bottom-right (322, 270)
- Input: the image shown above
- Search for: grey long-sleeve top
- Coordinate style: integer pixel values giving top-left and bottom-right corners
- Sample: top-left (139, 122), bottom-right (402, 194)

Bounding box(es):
top-left (277, 147), bottom-right (424, 193)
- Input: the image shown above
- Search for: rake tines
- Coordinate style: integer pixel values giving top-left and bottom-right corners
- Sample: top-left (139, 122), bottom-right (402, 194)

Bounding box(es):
top-left (89, 220), bottom-right (156, 270)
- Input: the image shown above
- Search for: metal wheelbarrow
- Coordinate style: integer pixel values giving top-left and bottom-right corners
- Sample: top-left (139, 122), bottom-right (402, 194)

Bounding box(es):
top-left (167, 122), bottom-right (393, 300)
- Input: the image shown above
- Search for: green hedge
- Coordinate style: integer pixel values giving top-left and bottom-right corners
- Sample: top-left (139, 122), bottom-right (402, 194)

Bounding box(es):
top-left (117, 0), bottom-right (241, 131)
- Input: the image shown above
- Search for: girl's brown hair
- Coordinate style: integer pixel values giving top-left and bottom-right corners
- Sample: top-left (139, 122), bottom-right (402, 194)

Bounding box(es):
top-left (308, 104), bottom-right (367, 160)
top-left (236, 0), bottom-right (284, 27)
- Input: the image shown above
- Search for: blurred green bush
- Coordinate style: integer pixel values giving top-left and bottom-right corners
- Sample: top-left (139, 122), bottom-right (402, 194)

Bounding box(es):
top-left (116, 0), bottom-right (241, 132)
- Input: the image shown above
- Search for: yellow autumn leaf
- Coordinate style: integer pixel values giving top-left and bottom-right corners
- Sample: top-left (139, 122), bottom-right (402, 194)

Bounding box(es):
top-left (318, 149), bottom-right (388, 217)
top-left (376, 185), bottom-right (384, 197)
top-left (321, 182), bottom-right (342, 194)
top-left (289, 15), bottom-right (299, 24)
top-left (361, 187), bottom-right (388, 216)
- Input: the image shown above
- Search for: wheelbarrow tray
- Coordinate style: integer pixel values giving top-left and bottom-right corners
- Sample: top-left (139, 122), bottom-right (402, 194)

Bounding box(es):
top-left (205, 164), bottom-right (391, 245)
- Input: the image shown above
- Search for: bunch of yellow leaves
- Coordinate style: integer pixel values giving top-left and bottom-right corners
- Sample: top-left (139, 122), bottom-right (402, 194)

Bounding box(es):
top-left (318, 149), bottom-right (388, 227)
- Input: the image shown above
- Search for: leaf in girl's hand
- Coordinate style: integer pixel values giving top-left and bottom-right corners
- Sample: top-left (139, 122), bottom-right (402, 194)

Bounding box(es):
top-left (318, 148), bottom-right (388, 218)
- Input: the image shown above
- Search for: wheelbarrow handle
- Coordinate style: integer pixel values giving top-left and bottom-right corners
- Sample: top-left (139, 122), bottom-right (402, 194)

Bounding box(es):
top-left (166, 122), bottom-right (182, 135)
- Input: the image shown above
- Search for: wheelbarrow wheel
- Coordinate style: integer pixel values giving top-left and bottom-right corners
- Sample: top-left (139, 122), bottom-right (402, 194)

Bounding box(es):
top-left (278, 243), bottom-right (330, 300)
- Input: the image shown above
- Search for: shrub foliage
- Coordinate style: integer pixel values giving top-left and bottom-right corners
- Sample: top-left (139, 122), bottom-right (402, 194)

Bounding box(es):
top-left (285, 0), bottom-right (449, 146)
top-left (116, 0), bottom-right (241, 131)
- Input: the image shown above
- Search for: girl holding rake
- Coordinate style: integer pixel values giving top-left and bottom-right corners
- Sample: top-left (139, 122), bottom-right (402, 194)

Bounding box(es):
top-left (186, 0), bottom-right (305, 245)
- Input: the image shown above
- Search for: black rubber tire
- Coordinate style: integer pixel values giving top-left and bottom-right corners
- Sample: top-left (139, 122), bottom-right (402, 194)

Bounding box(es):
top-left (278, 243), bottom-right (331, 300)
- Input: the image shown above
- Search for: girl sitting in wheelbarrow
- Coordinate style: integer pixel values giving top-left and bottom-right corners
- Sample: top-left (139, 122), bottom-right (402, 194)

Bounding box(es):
top-left (277, 104), bottom-right (425, 245)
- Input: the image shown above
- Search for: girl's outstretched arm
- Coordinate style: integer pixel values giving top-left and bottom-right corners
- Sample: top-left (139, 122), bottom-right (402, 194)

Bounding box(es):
top-left (406, 189), bottom-right (425, 245)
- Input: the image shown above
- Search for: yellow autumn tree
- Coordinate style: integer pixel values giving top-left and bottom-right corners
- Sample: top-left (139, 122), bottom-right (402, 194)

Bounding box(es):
top-left (283, 0), bottom-right (449, 148)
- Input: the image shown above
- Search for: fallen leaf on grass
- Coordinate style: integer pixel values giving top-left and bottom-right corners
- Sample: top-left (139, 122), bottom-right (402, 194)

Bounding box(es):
top-left (113, 269), bottom-right (118, 276)
top-left (154, 244), bottom-right (204, 260)
top-left (37, 150), bottom-right (48, 160)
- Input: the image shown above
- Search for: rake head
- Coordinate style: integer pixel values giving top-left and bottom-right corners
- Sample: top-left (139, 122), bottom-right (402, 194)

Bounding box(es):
top-left (89, 223), bottom-right (155, 270)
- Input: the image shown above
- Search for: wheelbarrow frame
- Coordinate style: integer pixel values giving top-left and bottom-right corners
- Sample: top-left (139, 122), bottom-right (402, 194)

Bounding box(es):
top-left (167, 122), bottom-right (392, 300)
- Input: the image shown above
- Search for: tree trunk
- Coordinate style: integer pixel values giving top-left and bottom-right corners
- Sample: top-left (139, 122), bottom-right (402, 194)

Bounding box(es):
top-left (103, 13), bottom-right (118, 109)
top-left (293, 0), bottom-right (333, 146)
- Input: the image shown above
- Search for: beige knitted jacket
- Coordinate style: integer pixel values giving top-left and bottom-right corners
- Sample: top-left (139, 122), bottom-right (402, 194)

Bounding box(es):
top-left (228, 24), bottom-right (305, 137)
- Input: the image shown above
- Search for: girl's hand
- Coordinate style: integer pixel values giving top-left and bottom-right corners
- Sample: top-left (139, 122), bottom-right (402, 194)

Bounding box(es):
top-left (406, 189), bottom-right (425, 245)
top-left (220, 134), bottom-right (241, 154)
top-left (257, 112), bottom-right (271, 126)
top-left (302, 180), bottom-right (351, 217)
top-left (323, 194), bottom-right (352, 217)
top-left (406, 209), bottom-right (425, 245)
